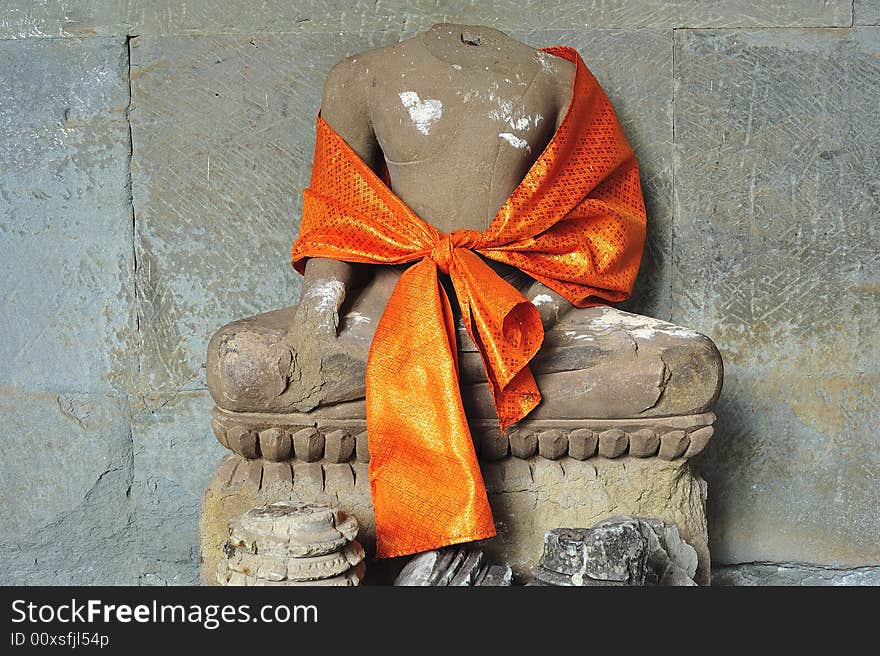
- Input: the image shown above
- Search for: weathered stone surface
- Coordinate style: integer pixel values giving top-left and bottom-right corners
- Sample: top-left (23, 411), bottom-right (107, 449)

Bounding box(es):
top-left (0, 387), bottom-right (137, 584)
top-left (0, 37), bottom-right (134, 394)
top-left (536, 523), bottom-right (649, 585)
top-left (479, 428), bottom-right (509, 460)
top-left (258, 427), bottom-right (292, 461)
top-left (533, 517), bottom-right (698, 586)
top-left (225, 540), bottom-right (364, 581)
top-left (629, 429), bottom-right (660, 457)
top-left (201, 458), bottom-right (375, 584)
top-left (568, 429), bottom-right (598, 460)
top-left (202, 455), bottom-right (710, 584)
top-left (323, 429), bottom-right (354, 463)
top-left (713, 563), bottom-right (880, 586)
top-left (508, 429), bottom-right (537, 459)
top-left (130, 390), bottom-right (227, 584)
top-left (0, 1), bottom-right (853, 39)
top-left (674, 28), bottom-right (880, 568)
top-left (394, 546), bottom-right (512, 586)
top-left (217, 558), bottom-right (364, 586)
top-left (292, 427), bottom-right (324, 462)
top-left (537, 429), bottom-right (567, 460)
top-left (855, 1), bottom-right (880, 25)
top-left (598, 429), bottom-right (628, 458)
top-left (355, 431), bottom-right (370, 463)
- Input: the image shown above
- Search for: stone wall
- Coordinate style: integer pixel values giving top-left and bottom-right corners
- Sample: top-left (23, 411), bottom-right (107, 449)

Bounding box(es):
top-left (0, 2), bottom-right (876, 585)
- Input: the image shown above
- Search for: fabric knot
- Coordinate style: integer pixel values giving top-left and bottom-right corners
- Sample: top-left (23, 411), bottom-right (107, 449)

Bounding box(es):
top-left (430, 229), bottom-right (481, 274)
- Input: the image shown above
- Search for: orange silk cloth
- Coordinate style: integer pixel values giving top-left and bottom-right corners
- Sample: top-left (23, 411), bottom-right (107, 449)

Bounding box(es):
top-left (291, 46), bottom-right (647, 558)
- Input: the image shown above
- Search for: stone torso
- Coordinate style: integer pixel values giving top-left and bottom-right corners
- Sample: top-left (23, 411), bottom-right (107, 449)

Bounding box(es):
top-left (331, 25), bottom-right (575, 233)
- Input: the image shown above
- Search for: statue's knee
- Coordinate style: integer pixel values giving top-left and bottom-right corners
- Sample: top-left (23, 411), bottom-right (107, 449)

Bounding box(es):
top-left (206, 316), bottom-right (291, 409)
top-left (658, 330), bottom-right (724, 411)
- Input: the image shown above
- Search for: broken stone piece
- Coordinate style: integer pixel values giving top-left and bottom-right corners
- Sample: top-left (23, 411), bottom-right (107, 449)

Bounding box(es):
top-left (538, 429), bottom-right (567, 460)
top-left (533, 516), bottom-right (698, 586)
top-left (227, 501), bottom-right (359, 558)
top-left (259, 427), bottom-right (292, 461)
top-left (324, 429), bottom-right (355, 463)
top-left (567, 429), bottom-right (597, 460)
top-left (394, 546), bottom-right (513, 586)
top-left (597, 429), bottom-right (628, 458)
top-left (218, 559), bottom-right (365, 587)
top-left (293, 427), bottom-right (324, 462)
top-left (508, 429), bottom-right (537, 458)
top-left (225, 540), bottom-right (365, 582)
top-left (658, 430), bottom-right (690, 460)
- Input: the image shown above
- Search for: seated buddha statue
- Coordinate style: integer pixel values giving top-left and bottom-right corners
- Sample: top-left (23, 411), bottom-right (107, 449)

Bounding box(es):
top-left (206, 23), bottom-right (722, 469)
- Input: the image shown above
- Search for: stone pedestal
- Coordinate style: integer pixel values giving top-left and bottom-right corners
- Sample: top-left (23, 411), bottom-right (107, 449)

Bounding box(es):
top-left (201, 454), bottom-right (709, 585)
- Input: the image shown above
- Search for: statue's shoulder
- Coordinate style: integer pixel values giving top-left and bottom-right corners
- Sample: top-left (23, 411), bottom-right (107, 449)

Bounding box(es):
top-left (324, 39), bottom-right (413, 90)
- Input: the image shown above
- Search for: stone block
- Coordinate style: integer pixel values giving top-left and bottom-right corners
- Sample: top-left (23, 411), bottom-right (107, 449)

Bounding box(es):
top-left (130, 389), bottom-right (228, 584)
top-left (0, 37), bottom-right (134, 394)
top-left (712, 563), bottom-right (880, 586)
top-left (855, 1), bottom-right (880, 25)
top-left (673, 29), bottom-right (880, 567)
top-left (0, 386), bottom-right (137, 584)
top-left (201, 455), bottom-right (710, 584)
top-left (0, 2), bottom-right (854, 39)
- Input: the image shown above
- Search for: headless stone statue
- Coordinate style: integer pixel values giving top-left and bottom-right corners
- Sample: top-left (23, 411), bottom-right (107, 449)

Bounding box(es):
top-left (206, 23), bottom-right (722, 442)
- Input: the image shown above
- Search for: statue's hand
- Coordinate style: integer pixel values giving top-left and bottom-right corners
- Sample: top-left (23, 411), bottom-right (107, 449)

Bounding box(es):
top-left (294, 278), bottom-right (347, 342)
top-left (527, 283), bottom-right (572, 330)
top-left (275, 278), bottom-right (347, 392)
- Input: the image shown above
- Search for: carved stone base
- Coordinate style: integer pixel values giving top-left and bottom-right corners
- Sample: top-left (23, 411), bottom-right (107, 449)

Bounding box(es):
top-left (200, 454), bottom-right (710, 585)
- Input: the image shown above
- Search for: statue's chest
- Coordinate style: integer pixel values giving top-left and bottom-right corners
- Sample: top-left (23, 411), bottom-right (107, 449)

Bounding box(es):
top-left (372, 79), bottom-right (556, 167)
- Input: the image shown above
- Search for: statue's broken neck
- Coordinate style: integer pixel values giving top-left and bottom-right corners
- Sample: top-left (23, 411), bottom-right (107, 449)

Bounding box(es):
top-left (417, 23), bottom-right (521, 72)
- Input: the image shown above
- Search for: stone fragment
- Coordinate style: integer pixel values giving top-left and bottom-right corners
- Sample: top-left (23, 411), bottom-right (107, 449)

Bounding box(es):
top-left (292, 427), bottom-right (324, 462)
top-left (597, 429), bottom-right (628, 458)
top-left (323, 463), bottom-right (355, 493)
top-left (480, 428), bottom-right (509, 460)
top-left (508, 429), bottom-right (537, 459)
top-left (218, 559), bottom-right (365, 587)
top-left (212, 415), bottom-right (229, 449)
top-left (628, 429), bottom-right (660, 457)
top-left (477, 564), bottom-right (514, 586)
top-left (658, 430), bottom-right (689, 460)
top-left (537, 429), bottom-right (567, 460)
top-left (261, 462), bottom-right (293, 488)
top-left (394, 546), bottom-right (512, 586)
top-left (324, 429), bottom-right (355, 463)
top-left (355, 430), bottom-right (370, 463)
top-left (225, 541), bottom-right (365, 582)
top-left (533, 516), bottom-right (698, 586)
top-left (202, 455), bottom-right (711, 585)
top-left (227, 501), bottom-right (359, 558)
top-left (535, 524), bottom-right (648, 586)
top-left (227, 426), bottom-right (259, 459)
top-left (567, 429), bottom-right (597, 460)
top-left (259, 427), bottom-right (291, 461)
top-left (683, 425), bottom-right (714, 457)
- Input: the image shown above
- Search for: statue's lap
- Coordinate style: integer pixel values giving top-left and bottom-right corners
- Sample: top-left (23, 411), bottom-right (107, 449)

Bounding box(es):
top-left (207, 290), bottom-right (722, 420)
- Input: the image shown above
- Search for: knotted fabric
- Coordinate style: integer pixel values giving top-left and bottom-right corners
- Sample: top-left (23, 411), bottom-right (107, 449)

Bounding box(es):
top-left (291, 46), bottom-right (647, 558)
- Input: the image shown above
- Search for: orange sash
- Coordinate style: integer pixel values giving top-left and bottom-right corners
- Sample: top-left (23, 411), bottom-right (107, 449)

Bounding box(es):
top-left (291, 46), bottom-right (646, 558)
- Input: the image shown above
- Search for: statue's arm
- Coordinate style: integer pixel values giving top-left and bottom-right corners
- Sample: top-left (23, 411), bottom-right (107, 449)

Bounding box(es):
top-left (522, 62), bottom-right (577, 329)
top-left (296, 55), bottom-right (381, 337)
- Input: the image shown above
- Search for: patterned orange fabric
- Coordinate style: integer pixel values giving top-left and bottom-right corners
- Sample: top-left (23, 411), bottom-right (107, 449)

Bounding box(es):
top-left (291, 46), bottom-right (646, 558)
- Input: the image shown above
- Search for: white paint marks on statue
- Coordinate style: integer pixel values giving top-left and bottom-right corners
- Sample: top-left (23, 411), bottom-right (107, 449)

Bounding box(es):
top-left (399, 91), bottom-right (443, 135)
